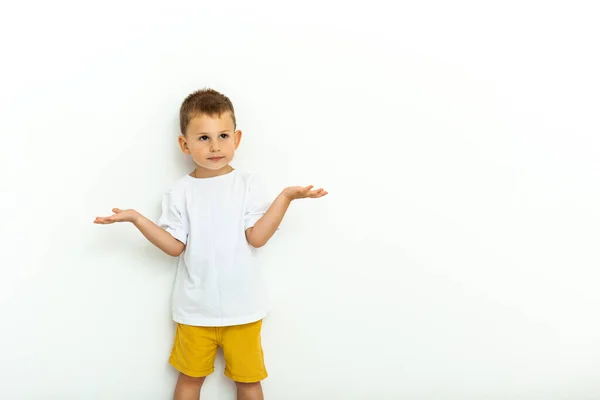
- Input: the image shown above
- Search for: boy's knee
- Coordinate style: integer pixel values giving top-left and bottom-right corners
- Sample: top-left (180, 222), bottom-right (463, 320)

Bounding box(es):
top-left (178, 373), bottom-right (206, 387)
top-left (235, 381), bottom-right (264, 400)
top-left (235, 381), bottom-right (262, 391)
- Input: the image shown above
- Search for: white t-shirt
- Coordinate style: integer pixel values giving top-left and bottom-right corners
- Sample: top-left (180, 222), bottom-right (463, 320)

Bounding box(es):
top-left (158, 170), bottom-right (272, 327)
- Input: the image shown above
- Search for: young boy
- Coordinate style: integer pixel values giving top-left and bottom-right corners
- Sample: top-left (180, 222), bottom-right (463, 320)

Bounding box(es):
top-left (94, 89), bottom-right (327, 400)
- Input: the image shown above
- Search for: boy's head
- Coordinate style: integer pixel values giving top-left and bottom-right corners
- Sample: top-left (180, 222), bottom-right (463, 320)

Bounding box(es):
top-left (178, 88), bottom-right (242, 174)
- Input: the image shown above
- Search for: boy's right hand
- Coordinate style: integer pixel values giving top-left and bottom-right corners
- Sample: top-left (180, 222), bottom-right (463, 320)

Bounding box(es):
top-left (94, 208), bottom-right (139, 224)
top-left (93, 208), bottom-right (183, 256)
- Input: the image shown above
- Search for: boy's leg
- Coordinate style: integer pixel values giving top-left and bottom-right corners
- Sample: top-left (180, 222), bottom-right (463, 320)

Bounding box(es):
top-left (174, 374), bottom-right (205, 400)
top-left (220, 320), bottom-right (268, 399)
top-left (235, 381), bottom-right (264, 400)
top-left (169, 323), bottom-right (219, 400)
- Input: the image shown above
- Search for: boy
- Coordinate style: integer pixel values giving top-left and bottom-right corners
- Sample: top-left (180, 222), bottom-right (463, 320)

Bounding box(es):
top-left (94, 88), bottom-right (327, 400)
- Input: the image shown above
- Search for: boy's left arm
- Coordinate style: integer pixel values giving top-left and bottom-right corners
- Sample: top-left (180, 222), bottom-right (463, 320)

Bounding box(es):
top-left (245, 185), bottom-right (327, 248)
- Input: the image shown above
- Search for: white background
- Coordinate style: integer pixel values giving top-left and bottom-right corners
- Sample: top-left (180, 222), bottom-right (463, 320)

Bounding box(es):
top-left (1, 0), bottom-right (599, 399)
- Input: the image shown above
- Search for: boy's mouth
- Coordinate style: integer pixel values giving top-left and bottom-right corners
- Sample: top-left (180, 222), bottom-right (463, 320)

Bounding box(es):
top-left (207, 156), bottom-right (225, 161)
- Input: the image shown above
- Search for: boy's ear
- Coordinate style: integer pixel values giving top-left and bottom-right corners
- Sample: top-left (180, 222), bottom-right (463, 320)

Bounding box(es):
top-left (234, 130), bottom-right (243, 149)
top-left (178, 135), bottom-right (191, 154)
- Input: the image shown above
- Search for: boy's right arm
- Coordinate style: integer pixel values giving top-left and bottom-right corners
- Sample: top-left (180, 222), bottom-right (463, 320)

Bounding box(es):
top-left (94, 208), bottom-right (185, 257)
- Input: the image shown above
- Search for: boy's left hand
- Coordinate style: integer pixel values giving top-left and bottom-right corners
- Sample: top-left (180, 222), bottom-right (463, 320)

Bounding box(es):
top-left (282, 185), bottom-right (328, 201)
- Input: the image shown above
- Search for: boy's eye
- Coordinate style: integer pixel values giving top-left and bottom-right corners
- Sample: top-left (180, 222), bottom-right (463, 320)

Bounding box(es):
top-left (199, 135), bottom-right (209, 141)
top-left (220, 133), bottom-right (229, 139)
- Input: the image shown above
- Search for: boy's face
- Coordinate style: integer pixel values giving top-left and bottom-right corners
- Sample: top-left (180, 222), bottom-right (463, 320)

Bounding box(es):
top-left (179, 112), bottom-right (241, 174)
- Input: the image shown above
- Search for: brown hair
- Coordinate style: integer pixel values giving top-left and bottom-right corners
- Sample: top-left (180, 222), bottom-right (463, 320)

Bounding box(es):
top-left (179, 88), bottom-right (236, 134)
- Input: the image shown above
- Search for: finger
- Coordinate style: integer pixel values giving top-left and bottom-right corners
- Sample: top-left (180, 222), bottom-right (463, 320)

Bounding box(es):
top-left (112, 208), bottom-right (122, 213)
top-left (95, 216), bottom-right (115, 223)
top-left (304, 185), bottom-right (314, 191)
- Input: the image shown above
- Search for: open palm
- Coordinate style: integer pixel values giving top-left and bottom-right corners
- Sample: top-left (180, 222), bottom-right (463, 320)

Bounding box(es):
top-left (94, 208), bottom-right (139, 224)
top-left (283, 185), bottom-right (328, 200)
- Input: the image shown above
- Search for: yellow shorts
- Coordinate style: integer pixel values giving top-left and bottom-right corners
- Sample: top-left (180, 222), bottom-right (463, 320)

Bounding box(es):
top-left (169, 319), bottom-right (267, 383)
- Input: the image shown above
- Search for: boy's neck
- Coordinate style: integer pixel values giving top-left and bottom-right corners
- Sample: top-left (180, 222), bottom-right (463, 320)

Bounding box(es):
top-left (191, 164), bottom-right (234, 179)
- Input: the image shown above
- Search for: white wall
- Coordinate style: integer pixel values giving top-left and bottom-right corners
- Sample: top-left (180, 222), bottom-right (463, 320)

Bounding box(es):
top-left (1, 0), bottom-right (599, 399)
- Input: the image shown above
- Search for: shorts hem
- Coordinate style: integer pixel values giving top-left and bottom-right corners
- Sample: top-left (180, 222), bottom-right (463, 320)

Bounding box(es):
top-left (224, 370), bottom-right (268, 383)
top-left (169, 357), bottom-right (214, 378)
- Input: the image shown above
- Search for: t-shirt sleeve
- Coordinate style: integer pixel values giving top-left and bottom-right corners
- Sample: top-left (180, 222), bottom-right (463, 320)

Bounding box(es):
top-left (244, 175), bottom-right (274, 230)
top-left (158, 191), bottom-right (189, 245)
